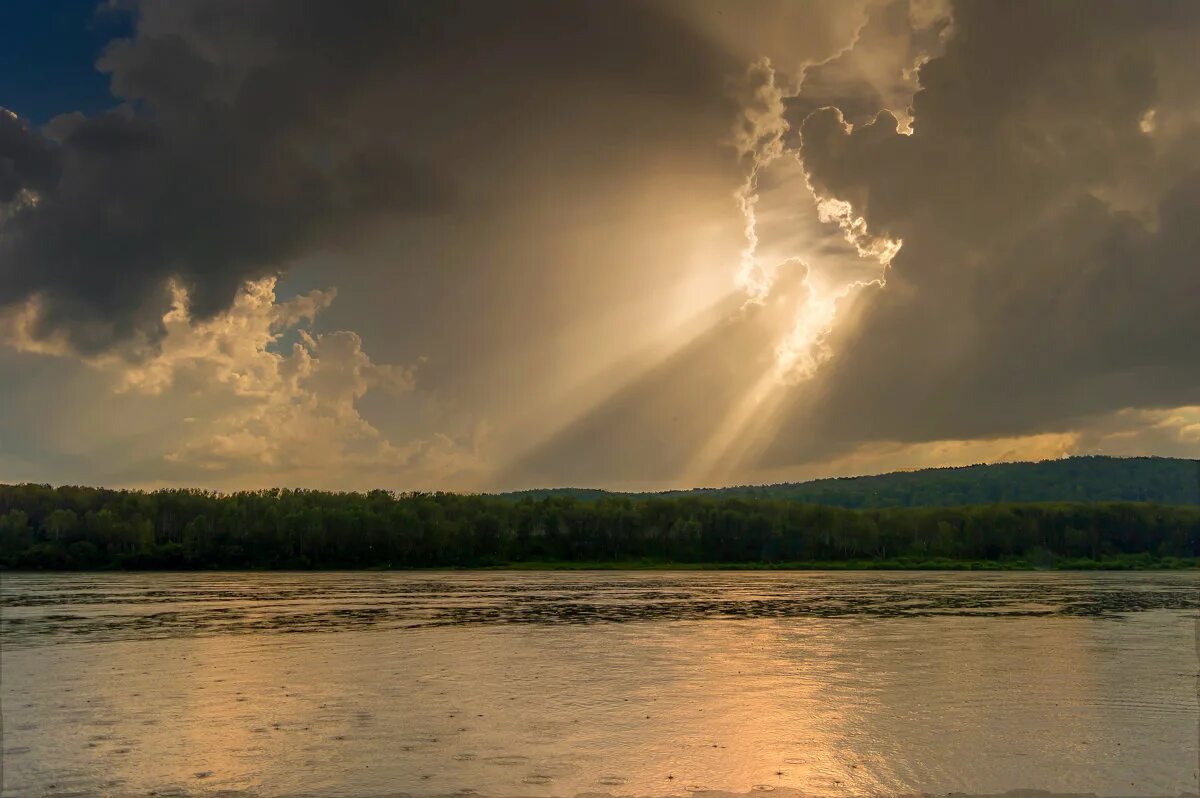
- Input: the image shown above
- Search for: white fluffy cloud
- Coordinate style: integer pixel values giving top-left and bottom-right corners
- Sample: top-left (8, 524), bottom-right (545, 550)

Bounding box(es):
top-left (3, 277), bottom-right (486, 489)
top-left (134, 278), bottom-right (412, 471)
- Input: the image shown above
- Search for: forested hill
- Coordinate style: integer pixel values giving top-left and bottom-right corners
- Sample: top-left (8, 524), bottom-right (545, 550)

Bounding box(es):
top-left (1, 456), bottom-right (1197, 570)
top-left (505, 457), bottom-right (1200, 507)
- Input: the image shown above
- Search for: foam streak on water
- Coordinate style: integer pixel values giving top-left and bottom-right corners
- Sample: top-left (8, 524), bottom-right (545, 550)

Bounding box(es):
top-left (1, 571), bottom-right (1198, 798)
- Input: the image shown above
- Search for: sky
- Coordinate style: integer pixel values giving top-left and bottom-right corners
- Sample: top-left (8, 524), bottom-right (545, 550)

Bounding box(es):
top-left (1, 0), bottom-right (1198, 493)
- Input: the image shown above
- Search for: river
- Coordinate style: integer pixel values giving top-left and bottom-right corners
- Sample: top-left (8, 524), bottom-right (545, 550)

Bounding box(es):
top-left (1, 571), bottom-right (1197, 797)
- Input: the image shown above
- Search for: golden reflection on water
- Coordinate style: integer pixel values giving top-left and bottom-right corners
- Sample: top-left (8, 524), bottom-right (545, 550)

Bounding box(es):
top-left (1, 572), bottom-right (1197, 798)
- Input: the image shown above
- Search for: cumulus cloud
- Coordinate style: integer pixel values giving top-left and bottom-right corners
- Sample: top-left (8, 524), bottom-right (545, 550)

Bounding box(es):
top-left (2, 275), bottom-right (483, 489)
top-left (0, 109), bottom-right (58, 204)
top-left (0, 0), bottom-right (744, 356)
top-left (503, 0), bottom-right (1200, 489)
top-left (0, 0), bottom-right (458, 354)
top-left (3, 0), bottom-right (1196, 491)
top-left (0, 0), bottom-right (770, 489)
top-left (729, 58), bottom-right (791, 301)
top-left (113, 277), bottom-right (487, 485)
top-left (787, 0), bottom-right (951, 131)
top-left (758, 0), bottom-right (1200, 467)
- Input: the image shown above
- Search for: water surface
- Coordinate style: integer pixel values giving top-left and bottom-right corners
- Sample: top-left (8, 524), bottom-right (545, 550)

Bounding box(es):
top-left (1, 571), bottom-right (1197, 797)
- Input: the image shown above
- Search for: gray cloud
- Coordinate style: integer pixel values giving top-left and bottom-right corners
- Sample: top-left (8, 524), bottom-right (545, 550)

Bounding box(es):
top-left (0, 0), bottom-right (741, 355)
top-left (764, 0), bottom-right (1200, 465)
top-left (786, 0), bottom-right (950, 130)
top-left (0, 111), bottom-right (59, 203)
top-left (7, 0), bottom-right (1196, 490)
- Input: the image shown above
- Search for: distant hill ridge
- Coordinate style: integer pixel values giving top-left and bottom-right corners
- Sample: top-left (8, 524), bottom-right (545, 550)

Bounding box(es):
top-left (503, 456), bottom-right (1200, 507)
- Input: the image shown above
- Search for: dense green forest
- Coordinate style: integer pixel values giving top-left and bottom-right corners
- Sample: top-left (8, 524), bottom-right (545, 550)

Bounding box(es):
top-left (508, 456), bottom-right (1200, 507)
top-left (1, 481), bottom-right (1197, 570)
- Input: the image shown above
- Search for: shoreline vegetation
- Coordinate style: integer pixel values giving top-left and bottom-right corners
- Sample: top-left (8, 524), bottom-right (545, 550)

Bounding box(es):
top-left (1, 479), bottom-right (1197, 571)
top-left (3, 556), bottom-right (1199, 571)
top-left (490, 555), bottom-right (1200, 571)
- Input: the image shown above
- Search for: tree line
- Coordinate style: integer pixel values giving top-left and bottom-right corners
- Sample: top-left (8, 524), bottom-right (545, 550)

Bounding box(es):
top-left (1, 483), bottom-right (1197, 569)
top-left (510, 456), bottom-right (1200, 508)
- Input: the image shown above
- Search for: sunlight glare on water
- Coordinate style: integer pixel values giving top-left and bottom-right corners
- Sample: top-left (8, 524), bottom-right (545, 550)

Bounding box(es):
top-left (1, 571), bottom-right (1198, 798)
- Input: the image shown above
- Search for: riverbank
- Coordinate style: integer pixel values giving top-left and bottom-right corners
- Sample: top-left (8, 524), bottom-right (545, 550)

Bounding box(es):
top-left (492, 556), bottom-right (1200, 571)
top-left (5, 555), bottom-right (1198, 572)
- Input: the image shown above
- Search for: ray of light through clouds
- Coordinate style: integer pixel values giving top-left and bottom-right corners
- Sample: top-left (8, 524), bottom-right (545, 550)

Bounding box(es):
top-left (1, 0), bottom-right (1199, 491)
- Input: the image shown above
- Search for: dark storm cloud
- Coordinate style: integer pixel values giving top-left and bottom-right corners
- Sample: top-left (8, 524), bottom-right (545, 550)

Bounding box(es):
top-left (0, 0), bottom-right (736, 354)
top-left (0, 111), bottom-right (58, 203)
top-left (764, 0), bottom-right (1200, 465)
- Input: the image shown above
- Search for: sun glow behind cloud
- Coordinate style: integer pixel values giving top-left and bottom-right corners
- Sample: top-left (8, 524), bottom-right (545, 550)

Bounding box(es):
top-left (4, 0), bottom-right (1200, 492)
top-left (512, 19), bottom-right (948, 489)
top-left (663, 2), bottom-right (958, 485)
top-left (729, 59), bottom-right (902, 388)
